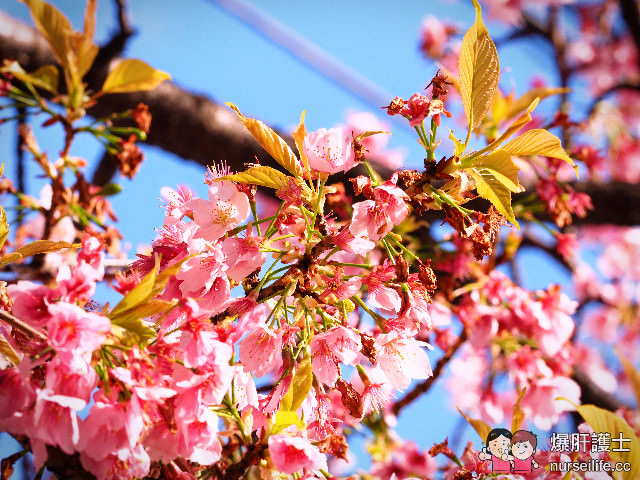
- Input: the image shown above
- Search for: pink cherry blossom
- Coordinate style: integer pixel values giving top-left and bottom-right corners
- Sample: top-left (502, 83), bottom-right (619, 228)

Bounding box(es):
top-left (189, 182), bottom-right (249, 241)
top-left (350, 177), bottom-right (409, 241)
top-left (46, 302), bottom-right (111, 353)
top-left (311, 326), bottom-right (362, 385)
top-left (268, 434), bottom-right (328, 474)
top-left (162, 184), bottom-right (194, 226)
top-left (521, 376), bottom-right (580, 430)
top-left (374, 331), bottom-right (432, 390)
top-left (238, 325), bottom-right (283, 377)
top-left (176, 242), bottom-right (227, 297)
top-left (303, 127), bottom-right (356, 174)
top-left (364, 261), bottom-right (401, 313)
top-left (221, 233), bottom-right (265, 282)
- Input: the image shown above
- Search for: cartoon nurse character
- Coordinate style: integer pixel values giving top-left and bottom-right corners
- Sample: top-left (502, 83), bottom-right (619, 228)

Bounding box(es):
top-left (510, 430), bottom-right (539, 474)
top-left (478, 428), bottom-right (512, 474)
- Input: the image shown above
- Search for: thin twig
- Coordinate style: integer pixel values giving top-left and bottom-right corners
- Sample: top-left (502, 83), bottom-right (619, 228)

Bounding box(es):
top-left (0, 308), bottom-right (47, 342)
top-left (392, 328), bottom-right (467, 416)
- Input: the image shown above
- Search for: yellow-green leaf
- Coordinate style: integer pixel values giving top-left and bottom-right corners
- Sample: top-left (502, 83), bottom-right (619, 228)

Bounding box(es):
top-left (502, 129), bottom-right (574, 166)
top-left (111, 316), bottom-right (156, 344)
top-left (293, 110), bottom-right (311, 179)
top-left (458, 0), bottom-right (500, 130)
top-left (616, 348), bottom-right (640, 408)
top-left (354, 130), bottom-right (390, 143)
top-left (0, 240), bottom-right (78, 268)
top-left (101, 59), bottom-right (171, 94)
top-left (72, 0), bottom-right (98, 78)
top-left (457, 407), bottom-right (492, 442)
top-left (217, 166), bottom-right (291, 190)
top-left (280, 355), bottom-right (313, 414)
top-left (289, 354), bottom-right (313, 413)
top-left (226, 103), bottom-right (303, 177)
top-left (449, 129), bottom-right (466, 157)
top-left (272, 410), bottom-right (305, 435)
top-left (21, 0), bottom-right (73, 68)
top-left (489, 98), bottom-right (539, 151)
top-left (110, 258), bottom-right (159, 319)
top-left (1, 61), bottom-right (59, 93)
top-left (0, 333), bottom-right (20, 366)
top-left (0, 206), bottom-right (8, 250)
top-left (471, 168), bottom-right (519, 228)
top-left (504, 87), bottom-right (570, 121)
top-left (511, 387), bottom-right (527, 433)
top-left (563, 400), bottom-right (640, 480)
top-left (475, 150), bottom-right (523, 193)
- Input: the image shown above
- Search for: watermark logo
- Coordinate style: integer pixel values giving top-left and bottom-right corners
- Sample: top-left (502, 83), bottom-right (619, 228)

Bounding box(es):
top-left (478, 427), bottom-right (633, 475)
top-left (478, 428), bottom-right (539, 474)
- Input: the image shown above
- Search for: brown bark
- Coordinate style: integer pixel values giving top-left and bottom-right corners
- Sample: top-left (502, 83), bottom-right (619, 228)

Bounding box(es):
top-left (1, 11), bottom-right (639, 227)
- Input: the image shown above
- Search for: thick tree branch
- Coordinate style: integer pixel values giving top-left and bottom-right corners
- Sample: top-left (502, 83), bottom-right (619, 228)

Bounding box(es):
top-left (1, 9), bottom-right (640, 230)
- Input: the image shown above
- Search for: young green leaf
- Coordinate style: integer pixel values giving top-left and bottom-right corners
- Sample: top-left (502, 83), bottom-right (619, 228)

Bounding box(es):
top-left (458, 0), bottom-right (500, 131)
top-left (0, 333), bottom-right (20, 366)
top-left (292, 110), bottom-right (311, 179)
top-left (0, 61), bottom-right (59, 93)
top-left (21, 0), bottom-right (73, 68)
top-left (0, 240), bottom-right (78, 268)
top-left (617, 348), bottom-right (640, 408)
top-left (502, 129), bottom-right (574, 166)
top-left (0, 207), bottom-right (8, 251)
top-left (564, 400), bottom-right (640, 480)
top-left (70, 0), bottom-right (98, 78)
top-left (110, 258), bottom-right (160, 319)
top-left (226, 103), bottom-right (303, 177)
top-left (475, 150), bottom-right (523, 194)
top-left (511, 387), bottom-right (527, 433)
top-left (101, 59), bottom-right (171, 94)
top-left (457, 407), bottom-right (492, 441)
top-left (288, 354), bottom-right (313, 413)
top-left (503, 87), bottom-right (570, 121)
top-left (471, 168), bottom-right (519, 228)
top-left (217, 166), bottom-right (291, 190)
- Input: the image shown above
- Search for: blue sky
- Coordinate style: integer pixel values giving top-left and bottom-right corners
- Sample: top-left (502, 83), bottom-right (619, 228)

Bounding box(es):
top-left (0, 0), bottom-right (574, 474)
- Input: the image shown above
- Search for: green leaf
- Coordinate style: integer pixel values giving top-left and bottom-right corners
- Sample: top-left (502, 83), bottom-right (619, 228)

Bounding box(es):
top-left (272, 409), bottom-right (305, 435)
top-left (288, 354), bottom-right (313, 413)
top-left (511, 387), bottom-right (527, 433)
top-left (0, 61), bottom-right (59, 93)
top-left (561, 399), bottom-right (640, 480)
top-left (226, 103), bottom-right (303, 177)
top-left (0, 333), bottom-right (20, 365)
top-left (448, 129), bottom-right (466, 157)
top-left (502, 129), bottom-right (574, 166)
top-left (101, 59), bottom-right (171, 94)
top-left (218, 166), bottom-right (291, 190)
top-left (457, 407), bottom-right (492, 442)
top-left (503, 87), bottom-right (569, 121)
top-left (471, 167), bottom-right (519, 228)
top-left (475, 150), bottom-right (523, 194)
top-left (21, 0), bottom-right (73, 68)
top-left (70, 0), bottom-right (98, 78)
top-left (458, 0), bottom-right (500, 130)
top-left (487, 98), bottom-right (539, 152)
top-left (353, 130), bottom-right (390, 143)
top-left (292, 110), bottom-right (311, 179)
top-left (97, 183), bottom-right (123, 197)
top-left (0, 240), bottom-right (78, 268)
top-left (617, 348), bottom-right (640, 408)
top-left (110, 258), bottom-right (160, 319)
top-left (0, 206), bottom-right (8, 251)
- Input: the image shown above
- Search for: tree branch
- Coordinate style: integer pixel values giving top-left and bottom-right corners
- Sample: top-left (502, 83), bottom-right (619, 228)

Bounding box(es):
top-left (1, 10), bottom-right (640, 229)
top-left (392, 329), bottom-right (467, 416)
